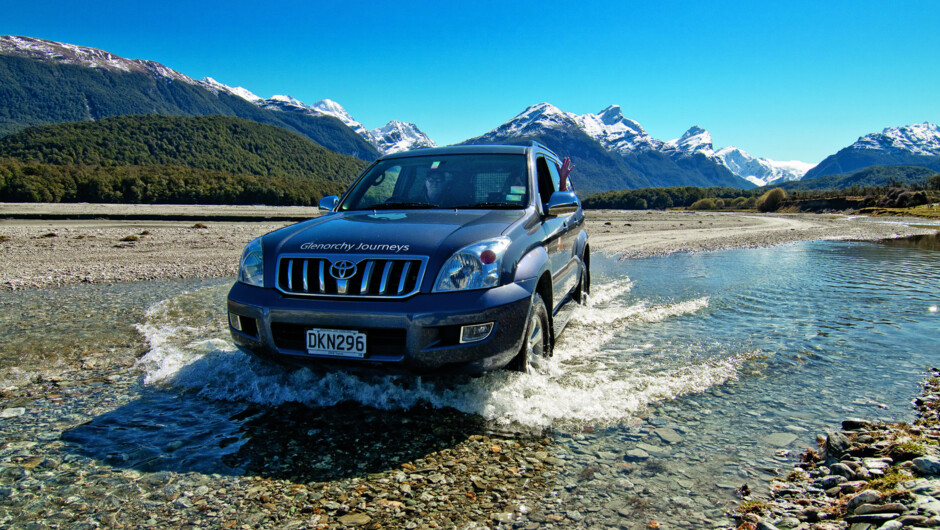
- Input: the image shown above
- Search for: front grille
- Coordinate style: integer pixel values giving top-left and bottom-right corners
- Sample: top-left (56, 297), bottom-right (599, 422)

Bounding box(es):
top-left (276, 254), bottom-right (427, 298)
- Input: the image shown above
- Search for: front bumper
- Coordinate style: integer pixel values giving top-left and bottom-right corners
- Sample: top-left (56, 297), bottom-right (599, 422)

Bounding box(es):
top-left (226, 279), bottom-right (536, 373)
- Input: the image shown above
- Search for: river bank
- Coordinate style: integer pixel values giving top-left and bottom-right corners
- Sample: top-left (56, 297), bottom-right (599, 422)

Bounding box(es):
top-left (1, 203), bottom-right (936, 290)
top-left (732, 369), bottom-right (940, 530)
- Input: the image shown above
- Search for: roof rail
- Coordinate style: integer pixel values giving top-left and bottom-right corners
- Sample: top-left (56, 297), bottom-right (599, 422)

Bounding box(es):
top-left (528, 140), bottom-right (559, 158)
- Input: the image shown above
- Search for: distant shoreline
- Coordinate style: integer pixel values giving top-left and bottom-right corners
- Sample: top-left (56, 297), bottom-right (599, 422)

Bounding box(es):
top-left (1, 204), bottom-right (936, 291)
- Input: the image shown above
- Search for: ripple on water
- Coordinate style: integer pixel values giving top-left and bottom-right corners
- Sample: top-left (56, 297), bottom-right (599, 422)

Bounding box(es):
top-left (48, 238), bottom-right (939, 529)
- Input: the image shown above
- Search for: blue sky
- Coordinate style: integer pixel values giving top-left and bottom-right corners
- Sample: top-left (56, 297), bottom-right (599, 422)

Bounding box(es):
top-left (3, 0), bottom-right (939, 163)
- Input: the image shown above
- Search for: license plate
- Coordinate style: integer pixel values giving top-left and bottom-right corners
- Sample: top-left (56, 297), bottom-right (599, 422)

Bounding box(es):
top-left (306, 328), bottom-right (367, 358)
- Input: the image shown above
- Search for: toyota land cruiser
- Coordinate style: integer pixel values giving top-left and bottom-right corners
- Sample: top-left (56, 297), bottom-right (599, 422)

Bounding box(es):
top-left (226, 142), bottom-right (590, 373)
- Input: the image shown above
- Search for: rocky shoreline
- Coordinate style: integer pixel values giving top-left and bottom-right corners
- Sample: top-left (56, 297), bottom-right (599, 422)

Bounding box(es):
top-left (733, 369), bottom-right (940, 530)
top-left (4, 359), bottom-right (939, 529)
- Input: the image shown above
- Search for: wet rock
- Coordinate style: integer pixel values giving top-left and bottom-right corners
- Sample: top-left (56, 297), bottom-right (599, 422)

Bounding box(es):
top-left (566, 509), bottom-right (584, 522)
top-left (337, 513), bottom-right (371, 526)
top-left (816, 475), bottom-right (847, 489)
top-left (825, 431), bottom-right (851, 458)
top-left (839, 480), bottom-right (868, 494)
top-left (914, 456), bottom-right (940, 475)
top-left (0, 407), bottom-right (26, 418)
top-left (876, 521), bottom-right (905, 530)
top-left (624, 448), bottom-right (650, 461)
top-left (896, 514), bottom-right (928, 526)
top-left (846, 490), bottom-right (883, 512)
top-left (852, 502), bottom-right (905, 515)
top-left (653, 427), bottom-right (683, 444)
top-left (829, 462), bottom-right (856, 479)
top-left (764, 433), bottom-right (797, 447)
top-left (844, 513), bottom-right (898, 525)
top-left (636, 442), bottom-right (664, 454)
top-left (842, 419), bottom-right (873, 431)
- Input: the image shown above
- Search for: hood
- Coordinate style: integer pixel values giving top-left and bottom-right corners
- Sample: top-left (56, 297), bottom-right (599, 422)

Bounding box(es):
top-left (268, 209), bottom-right (528, 258)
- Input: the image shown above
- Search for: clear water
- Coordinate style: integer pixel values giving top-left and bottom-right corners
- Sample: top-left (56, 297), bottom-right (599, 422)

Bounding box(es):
top-left (3, 237), bottom-right (938, 526)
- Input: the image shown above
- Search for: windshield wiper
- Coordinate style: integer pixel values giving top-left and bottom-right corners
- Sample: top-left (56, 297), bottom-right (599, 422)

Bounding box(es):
top-left (450, 202), bottom-right (524, 210)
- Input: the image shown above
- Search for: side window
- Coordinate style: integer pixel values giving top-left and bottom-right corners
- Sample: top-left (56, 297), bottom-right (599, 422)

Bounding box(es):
top-left (536, 157), bottom-right (557, 205)
top-left (547, 160), bottom-right (562, 192)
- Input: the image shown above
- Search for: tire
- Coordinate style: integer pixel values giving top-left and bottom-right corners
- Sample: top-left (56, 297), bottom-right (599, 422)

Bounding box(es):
top-left (574, 256), bottom-right (590, 305)
top-left (508, 292), bottom-right (551, 373)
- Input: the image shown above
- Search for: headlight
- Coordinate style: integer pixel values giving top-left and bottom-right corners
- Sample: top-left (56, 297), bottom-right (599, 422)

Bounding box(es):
top-left (238, 237), bottom-right (264, 287)
top-left (433, 237), bottom-right (511, 292)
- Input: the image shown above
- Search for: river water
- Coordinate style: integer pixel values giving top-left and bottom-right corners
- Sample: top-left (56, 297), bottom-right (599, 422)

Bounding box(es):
top-left (1, 235), bottom-right (938, 527)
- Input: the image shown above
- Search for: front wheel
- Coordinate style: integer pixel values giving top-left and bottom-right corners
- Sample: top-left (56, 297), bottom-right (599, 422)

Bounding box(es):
top-left (507, 293), bottom-right (551, 373)
top-left (574, 264), bottom-right (590, 305)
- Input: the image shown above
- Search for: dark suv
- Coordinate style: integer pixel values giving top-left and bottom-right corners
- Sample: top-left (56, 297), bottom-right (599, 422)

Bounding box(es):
top-left (226, 142), bottom-right (590, 373)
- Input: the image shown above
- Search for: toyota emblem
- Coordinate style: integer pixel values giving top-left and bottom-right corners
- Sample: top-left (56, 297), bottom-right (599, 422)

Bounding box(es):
top-left (329, 260), bottom-right (358, 280)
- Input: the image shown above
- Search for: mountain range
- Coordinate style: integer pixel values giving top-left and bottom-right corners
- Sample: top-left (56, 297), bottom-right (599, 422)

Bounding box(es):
top-left (802, 122), bottom-right (940, 180)
top-left (2, 35), bottom-right (938, 195)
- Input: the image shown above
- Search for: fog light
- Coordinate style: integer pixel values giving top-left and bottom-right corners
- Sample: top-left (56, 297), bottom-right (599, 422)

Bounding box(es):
top-left (460, 322), bottom-right (494, 343)
top-left (229, 312), bottom-right (243, 331)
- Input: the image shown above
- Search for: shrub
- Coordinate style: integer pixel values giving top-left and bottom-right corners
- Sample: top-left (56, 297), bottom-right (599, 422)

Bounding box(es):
top-left (690, 198), bottom-right (716, 210)
top-left (756, 188), bottom-right (786, 212)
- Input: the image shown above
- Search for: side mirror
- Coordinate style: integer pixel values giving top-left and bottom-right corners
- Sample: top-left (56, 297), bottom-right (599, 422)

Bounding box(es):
top-left (318, 195), bottom-right (339, 212)
top-left (545, 191), bottom-right (579, 217)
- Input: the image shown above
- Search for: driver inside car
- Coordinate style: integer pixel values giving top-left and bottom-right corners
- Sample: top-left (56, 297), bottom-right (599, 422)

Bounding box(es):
top-left (422, 169), bottom-right (450, 205)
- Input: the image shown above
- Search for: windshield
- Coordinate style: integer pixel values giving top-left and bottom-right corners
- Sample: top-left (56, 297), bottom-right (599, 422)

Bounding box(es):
top-left (339, 154), bottom-right (529, 211)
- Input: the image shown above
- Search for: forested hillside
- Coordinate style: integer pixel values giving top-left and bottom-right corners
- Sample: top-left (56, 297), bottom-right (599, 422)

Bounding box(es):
top-left (0, 115), bottom-right (368, 205)
top-left (775, 165), bottom-right (938, 191)
top-left (0, 54), bottom-right (380, 160)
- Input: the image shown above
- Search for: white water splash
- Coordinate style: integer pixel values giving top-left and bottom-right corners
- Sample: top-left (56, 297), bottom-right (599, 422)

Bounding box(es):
top-left (134, 277), bottom-right (745, 428)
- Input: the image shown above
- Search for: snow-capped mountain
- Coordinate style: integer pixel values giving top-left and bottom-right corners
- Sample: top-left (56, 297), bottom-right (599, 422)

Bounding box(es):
top-left (200, 77), bottom-right (263, 103)
top-left (0, 35), bottom-right (431, 155)
top-left (664, 125), bottom-right (814, 186)
top-left (495, 103), bottom-right (664, 154)
top-left (370, 121), bottom-right (435, 154)
top-left (714, 147), bottom-right (815, 187)
top-left (309, 100), bottom-right (435, 153)
top-left (574, 105), bottom-right (664, 153)
top-left (803, 122), bottom-right (940, 180)
top-left (242, 93), bottom-right (434, 154)
top-left (466, 103), bottom-right (750, 191)
top-left (0, 35), bottom-right (196, 84)
top-left (495, 104), bottom-right (811, 187)
top-left (853, 122), bottom-right (940, 156)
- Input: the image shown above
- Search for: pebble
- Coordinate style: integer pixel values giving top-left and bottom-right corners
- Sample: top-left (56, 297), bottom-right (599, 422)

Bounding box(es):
top-left (728, 368), bottom-right (940, 529)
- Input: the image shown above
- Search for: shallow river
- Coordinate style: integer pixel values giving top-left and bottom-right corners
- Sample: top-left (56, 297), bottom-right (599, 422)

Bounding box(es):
top-left (1, 234), bottom-right (938, 527)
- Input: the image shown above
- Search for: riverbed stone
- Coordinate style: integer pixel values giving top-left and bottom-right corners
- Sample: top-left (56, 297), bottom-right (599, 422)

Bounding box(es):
top-left (847, 490), bottom-right (883, 512)
top-left (764, 433), bottom-right (798, 447)
top-left (653, 427), bottom-right (684, 444)
top-left (636, 442), bottom-right (665, 454)
top-left (829, 462), bottom-right (856, 479)
top-left (338, 513), bottom-right (371, 526)
top-left (0, 407), bottom-right (26, 418)
top-left (817, 475), bottom-right (847, 489)
top-left (913, 456), bottom-right (940, 475)
top-left (826, 431), bottom-right (852, 457)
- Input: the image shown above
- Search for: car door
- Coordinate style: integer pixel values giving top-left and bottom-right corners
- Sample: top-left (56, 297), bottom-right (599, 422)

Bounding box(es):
top-left (536, 155), bottom-right (578, 311)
